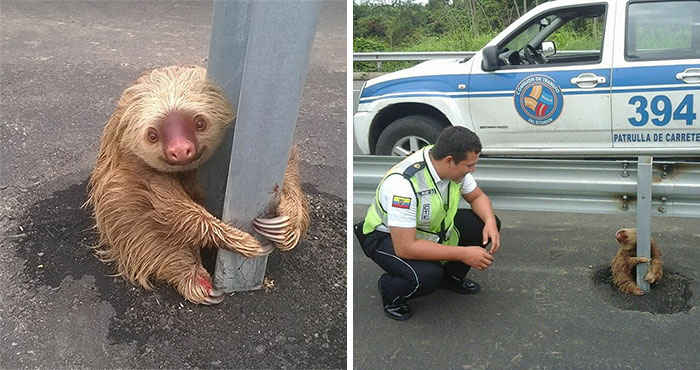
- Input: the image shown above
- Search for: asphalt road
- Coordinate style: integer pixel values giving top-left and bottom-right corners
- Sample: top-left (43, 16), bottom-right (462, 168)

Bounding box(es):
top-left (0, 1), bottom-right (346, 368)
top-left (354, 204), bottom-right (700, 369)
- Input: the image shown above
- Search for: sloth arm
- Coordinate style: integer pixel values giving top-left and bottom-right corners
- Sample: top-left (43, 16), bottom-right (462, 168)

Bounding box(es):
top-left (650, 241), bottom-right (662, 259)
top-left (278, 147), bottom-right (310, 234)
top-left (146, 174), bottom-right (262, 257)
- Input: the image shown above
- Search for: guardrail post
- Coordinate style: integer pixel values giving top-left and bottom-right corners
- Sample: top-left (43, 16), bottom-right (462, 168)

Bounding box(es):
top-left (636, 156), bottom-right (653, 293)
top-left (199, 0), bottom-right (321, 292)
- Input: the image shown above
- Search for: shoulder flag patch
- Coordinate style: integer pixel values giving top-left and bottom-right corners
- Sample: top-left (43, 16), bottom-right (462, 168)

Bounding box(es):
top-left (391, 195), bottom-right (411, 209)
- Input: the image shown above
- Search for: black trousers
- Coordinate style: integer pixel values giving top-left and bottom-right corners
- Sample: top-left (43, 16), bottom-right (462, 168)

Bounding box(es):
top-left (358, 209), bottom-right (501, 305)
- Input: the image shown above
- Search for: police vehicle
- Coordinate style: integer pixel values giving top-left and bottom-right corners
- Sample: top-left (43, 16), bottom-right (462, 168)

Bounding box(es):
top-left (354, 0), bottom-right (700, 157)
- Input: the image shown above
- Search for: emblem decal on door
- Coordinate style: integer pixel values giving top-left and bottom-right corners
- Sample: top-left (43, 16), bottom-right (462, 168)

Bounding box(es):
top-left (514, 75), bottom-right (563, 126)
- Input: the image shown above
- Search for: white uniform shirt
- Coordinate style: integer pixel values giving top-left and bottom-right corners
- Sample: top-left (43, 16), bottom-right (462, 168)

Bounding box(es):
top-left (375, 151), bottom-right (477, 232)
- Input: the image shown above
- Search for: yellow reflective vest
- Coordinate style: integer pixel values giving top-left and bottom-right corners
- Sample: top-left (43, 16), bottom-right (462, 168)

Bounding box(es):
top-left (363, 146), bottom-right (460, 246)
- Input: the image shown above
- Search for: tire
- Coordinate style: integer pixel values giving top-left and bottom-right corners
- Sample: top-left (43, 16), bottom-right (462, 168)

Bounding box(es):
top-left (375, 115), bottom-right (447, 156)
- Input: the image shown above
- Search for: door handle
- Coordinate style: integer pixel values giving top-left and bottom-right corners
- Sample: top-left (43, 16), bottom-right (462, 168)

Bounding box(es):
top-left (676, 68), bottom-right (700, 83)
top-left (570, 73), bottom-right (606, 88)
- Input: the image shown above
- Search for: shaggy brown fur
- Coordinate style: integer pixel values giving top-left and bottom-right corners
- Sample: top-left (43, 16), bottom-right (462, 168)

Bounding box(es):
top-left (274, 146), bottom-right (310, 250)
top-left (85, 65), bottom-right (309, 304)
top-left (612, 228), bottom-right (663, 296)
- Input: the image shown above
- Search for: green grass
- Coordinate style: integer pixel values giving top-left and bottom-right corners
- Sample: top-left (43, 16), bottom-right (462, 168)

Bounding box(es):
top-left (353, 33), bottom-right (495, 73)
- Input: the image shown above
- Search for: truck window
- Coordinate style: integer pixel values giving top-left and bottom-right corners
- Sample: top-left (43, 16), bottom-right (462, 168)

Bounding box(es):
top-left (498, 5), bottom-right (606, 68)
top-left (504, 21), bottom-right (541, 53)
top-left (626, 0), bottom-right (700, 61)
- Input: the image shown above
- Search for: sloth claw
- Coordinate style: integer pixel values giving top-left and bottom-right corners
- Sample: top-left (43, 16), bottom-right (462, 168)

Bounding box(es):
top-left (253, 216), bottom-right (291, 242)
top-left (203, 293), bottom-right (225, 305)
top-left (195, 275), bottom-right (225, 305)
top-left (254, 227), bottom-right (288, 243)
top-left (258, 242), bottom-right (275, 256)
top-left (253, 215), bottom-right (291, 228)
top-left (253, 215), bottom-right (301, 251)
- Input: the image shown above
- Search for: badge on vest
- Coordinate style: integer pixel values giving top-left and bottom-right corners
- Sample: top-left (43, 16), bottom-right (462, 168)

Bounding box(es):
top-left (420, 203), bottom-right (431, 222)
top-left (416, 189), bottom-right (436, 197)
top-left (392, 195), bottom-right (411, 209)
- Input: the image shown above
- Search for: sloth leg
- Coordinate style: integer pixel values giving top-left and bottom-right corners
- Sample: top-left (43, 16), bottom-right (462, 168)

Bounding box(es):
top-left (625, 257), bottom-right (651, 294)
top-left (253, 146), bottom-right (309, 251)
top-left (617, 279), bottom-right (645, 296)
top-left (156, 247), bottom-right (225, 305)
top-left (612, 257), bottom-right (644, 296)
top-left (646, 259), bottom-right (663, 284)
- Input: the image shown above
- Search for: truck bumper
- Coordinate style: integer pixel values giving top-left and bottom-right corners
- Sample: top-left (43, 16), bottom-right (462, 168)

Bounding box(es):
top-left (353, 111), bottom-right (372, 154)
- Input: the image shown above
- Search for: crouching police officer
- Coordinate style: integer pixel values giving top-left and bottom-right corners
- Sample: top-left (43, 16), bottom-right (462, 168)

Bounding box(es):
top-left (355, 126), bottom-right (501, 321)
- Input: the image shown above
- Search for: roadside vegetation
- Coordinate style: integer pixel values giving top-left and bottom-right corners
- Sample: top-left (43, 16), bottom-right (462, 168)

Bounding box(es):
top-left (353, 0), bottom-right (602, 72)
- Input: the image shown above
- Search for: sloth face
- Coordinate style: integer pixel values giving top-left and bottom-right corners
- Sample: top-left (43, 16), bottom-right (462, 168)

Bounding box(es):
top-left (615, 228), bottom-right (637, 251)
top-left (118, 65), bottom-right (234, 172)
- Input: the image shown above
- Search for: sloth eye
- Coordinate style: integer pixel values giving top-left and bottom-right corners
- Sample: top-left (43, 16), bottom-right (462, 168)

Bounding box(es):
top-left (194, 118), bottom-right (207, 131)
top-left (147, 129), bottom-right (159, 143)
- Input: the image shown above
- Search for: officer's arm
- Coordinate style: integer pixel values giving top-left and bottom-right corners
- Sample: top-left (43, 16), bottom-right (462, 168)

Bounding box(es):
top-left (389, 226), bottom-right (494, 271)
top-left (462, 186), bottom-right (500, 254)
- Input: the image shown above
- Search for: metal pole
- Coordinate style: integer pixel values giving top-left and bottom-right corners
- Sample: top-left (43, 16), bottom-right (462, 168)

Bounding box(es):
top-left (200, 0), bottom-right (321, 292)
top-left (636, 156), bottom-right (652, 293)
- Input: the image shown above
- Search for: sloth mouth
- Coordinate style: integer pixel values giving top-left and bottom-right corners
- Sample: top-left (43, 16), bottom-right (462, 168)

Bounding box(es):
top-left (163, 148), bottom-right (205, 168)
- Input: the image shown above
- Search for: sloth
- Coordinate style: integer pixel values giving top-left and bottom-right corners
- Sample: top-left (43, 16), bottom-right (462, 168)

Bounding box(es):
top-left (86, 65), bottom-right (309, 305)
top-left (612, 228), bottom-right (663, 296)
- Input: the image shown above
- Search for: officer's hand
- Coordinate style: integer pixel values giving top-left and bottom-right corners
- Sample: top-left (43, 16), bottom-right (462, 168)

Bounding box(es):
top-left (461, 246), bottom-right (495, 271)
top-left (482, 220), bottom-right (500, 254)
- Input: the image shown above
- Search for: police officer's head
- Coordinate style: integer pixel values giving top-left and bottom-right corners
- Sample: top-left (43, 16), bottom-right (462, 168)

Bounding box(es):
top-left (430, 126), bottom-right (482, 181)
top-left (431, 126), bottom-right (481, 162)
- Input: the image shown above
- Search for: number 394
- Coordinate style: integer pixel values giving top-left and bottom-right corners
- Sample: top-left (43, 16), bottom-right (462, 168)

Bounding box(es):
top-left (628, 94), bottom-right (696, 126)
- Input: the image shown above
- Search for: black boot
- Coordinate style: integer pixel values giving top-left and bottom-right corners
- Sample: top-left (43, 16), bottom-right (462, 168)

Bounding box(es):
top-left (442, 275), bottom-right (481, 294)
top-left (378, 276), bottom-right (412, 321)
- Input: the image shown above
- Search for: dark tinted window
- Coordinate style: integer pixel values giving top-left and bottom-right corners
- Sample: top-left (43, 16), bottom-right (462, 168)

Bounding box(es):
top-left (626, 1), bottom-right (700, 61)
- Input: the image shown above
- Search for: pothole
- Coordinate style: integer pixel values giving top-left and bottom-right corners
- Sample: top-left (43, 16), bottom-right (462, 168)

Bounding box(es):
top-left (592, 265), bottom-right (693, 314)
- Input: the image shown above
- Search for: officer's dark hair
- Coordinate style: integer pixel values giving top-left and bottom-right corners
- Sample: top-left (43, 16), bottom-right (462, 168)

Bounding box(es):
top-left (430, 126), bottom-right (482, 163)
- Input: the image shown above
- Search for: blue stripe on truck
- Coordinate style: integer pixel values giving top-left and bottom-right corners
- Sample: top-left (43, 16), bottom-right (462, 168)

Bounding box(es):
top-left (359, 64), bottom-right (698, 104)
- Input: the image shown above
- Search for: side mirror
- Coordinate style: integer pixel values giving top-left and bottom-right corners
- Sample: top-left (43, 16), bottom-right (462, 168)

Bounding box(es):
top-left (542, 41), bottom-right (556, 57)
top-left (481, 45), bottom-right (499, 72)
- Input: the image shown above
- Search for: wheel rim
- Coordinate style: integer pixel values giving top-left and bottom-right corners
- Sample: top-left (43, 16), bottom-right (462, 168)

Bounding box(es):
top-left (391, 135), bottom-right (430, 156)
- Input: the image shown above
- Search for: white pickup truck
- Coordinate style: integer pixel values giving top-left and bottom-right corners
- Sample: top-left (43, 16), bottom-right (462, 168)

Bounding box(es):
top-left (354, 0), bottom-right (700, 157)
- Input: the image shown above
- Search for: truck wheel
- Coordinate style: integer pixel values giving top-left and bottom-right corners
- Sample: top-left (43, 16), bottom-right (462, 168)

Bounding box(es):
top-left (375, 115), bottom-right (446, 156)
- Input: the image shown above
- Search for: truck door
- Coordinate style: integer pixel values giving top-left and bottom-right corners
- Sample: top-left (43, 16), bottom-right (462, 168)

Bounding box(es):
top-left (469, 3), bottom-right (615, 152)
top-left (611, 0), bottom-right (700, 152)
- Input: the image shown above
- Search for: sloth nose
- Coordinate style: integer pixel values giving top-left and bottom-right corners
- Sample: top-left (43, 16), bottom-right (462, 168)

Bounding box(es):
top-left (166, 140), bottom-right (196, 164)
top-left (615, 232), bottom-right (625, 242)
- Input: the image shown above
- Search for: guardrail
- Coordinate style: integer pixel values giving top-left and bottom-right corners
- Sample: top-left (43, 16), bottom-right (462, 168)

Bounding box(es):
top-left (354, 51), bottom-right (475, 71)
top-left (354, 51), bottom-right (476, 61)
top-left (353, 155), bottom-right (700, 218)
top-left (353, 50), bottom-right (598, 72)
